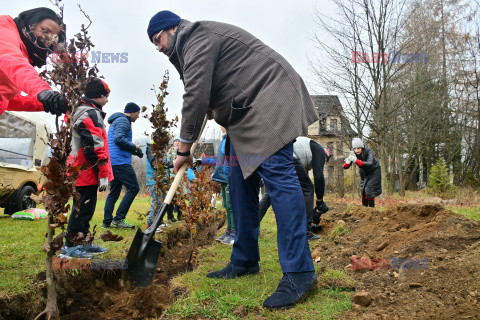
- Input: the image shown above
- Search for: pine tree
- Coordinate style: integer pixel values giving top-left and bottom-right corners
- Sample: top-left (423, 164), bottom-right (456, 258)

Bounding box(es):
top-left (427, 158), bottom-right (451, 193)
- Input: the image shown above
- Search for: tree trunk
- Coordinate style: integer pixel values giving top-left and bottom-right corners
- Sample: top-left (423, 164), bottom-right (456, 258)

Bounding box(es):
top-left (35, 216), bottom-right (59, 320)
top-left (336, 165), bottom-right (345, 198)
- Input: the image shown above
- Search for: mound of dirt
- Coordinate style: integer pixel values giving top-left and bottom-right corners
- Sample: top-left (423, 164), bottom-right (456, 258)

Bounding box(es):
top-left (313, 202), bottom-right (480, 320)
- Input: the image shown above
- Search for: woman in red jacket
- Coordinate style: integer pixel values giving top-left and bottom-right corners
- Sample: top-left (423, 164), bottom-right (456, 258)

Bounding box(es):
top-left (0, 7), bottom-right (68, 116)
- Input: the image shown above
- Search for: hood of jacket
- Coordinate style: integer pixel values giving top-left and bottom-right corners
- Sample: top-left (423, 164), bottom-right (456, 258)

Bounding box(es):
top-left (108, 112), bottom-right (130, 124)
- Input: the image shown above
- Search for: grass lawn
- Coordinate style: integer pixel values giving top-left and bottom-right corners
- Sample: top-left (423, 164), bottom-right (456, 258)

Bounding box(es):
top-left (1, 190), bottom-right (478, 319)
top-left (167, 209), bottom-right (352, 320)
top-left (0, 194), bottom-right (151, 297)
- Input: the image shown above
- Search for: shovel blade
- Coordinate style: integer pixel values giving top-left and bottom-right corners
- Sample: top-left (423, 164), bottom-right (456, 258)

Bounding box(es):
top-left (123, 203), bottom-right (170, 287)
top-left (124, 234), bottom-right (162, 287)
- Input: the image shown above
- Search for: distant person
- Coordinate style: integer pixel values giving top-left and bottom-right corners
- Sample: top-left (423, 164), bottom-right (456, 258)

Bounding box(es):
top-left (145, 141), bottom-right (163, 232)
top-left (147, 10), bottom-right (319, 309)
top-left (343, 138), bottom-right (382, 207)
top-left (259, 137), bottom-right (330, 240)
top-left (198, 126), bottom-right (235, 245)
top-left (102, 102), bottom-right (143, 229)
top-left (164, 136), bottom-right (182, 224)
top-left (1, 7), bottom-right (68, 116)
top-left (60, 78), bottom-right (112, 259)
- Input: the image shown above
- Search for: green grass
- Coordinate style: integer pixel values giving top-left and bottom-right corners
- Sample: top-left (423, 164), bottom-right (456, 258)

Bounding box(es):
top-left (450, 206), bottom-right (480, 220)
top-left (330, 225), bottom-right (350, 239)
top-left (167, 210), bottom-right (351, 320)
top-left (0, 195), bottom-right (151, 297)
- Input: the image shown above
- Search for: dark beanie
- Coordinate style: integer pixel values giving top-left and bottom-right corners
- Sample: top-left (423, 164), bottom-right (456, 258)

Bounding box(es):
top-left (147, 10), bottom-right (181, 42)
top-left (84, 78), bottom-right (110, 98)
top-left (124, 102), bottom-right (140, 113)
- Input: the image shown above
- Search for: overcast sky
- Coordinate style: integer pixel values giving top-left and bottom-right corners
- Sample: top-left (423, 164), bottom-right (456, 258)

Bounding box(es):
top-left (5, 0), bottom-right (335, 141)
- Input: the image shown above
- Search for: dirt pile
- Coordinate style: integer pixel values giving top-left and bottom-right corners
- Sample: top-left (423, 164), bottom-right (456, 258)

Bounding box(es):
top-left (313, 202), bottom-right (480, 320)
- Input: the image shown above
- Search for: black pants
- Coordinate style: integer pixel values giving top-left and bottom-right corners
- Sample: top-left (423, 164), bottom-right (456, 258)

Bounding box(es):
top-left (310, 139), bottom-right (326, 200)
top-left (103, 164), bottom-right (139, 224)
top-left (66, 185), bottom-right (98, 247)
top-left (362, 198), bottom-right (375, 207)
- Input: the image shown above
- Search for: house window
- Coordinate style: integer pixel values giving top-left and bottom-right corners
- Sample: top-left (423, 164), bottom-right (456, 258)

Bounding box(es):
top-left (330, 119), bottom-right (337, 132)
top-left (319, 118), bottom-right (326, 132)
top-left (327, 142), bottom-right (334, 158)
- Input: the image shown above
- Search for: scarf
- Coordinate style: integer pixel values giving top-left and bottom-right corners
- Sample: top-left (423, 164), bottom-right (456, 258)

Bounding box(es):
top-left (13, 7), bottom-right (63, 68)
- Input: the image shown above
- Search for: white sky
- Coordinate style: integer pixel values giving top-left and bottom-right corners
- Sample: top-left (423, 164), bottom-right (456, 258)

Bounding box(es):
top-left (5, 0), bottom-right (335, 141)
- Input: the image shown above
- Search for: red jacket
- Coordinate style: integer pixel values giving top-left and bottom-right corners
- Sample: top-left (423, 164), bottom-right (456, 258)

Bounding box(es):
top-left (68, 99), bottom-right (113, 186)
top-left (0, 15), bottom-right (50, 115)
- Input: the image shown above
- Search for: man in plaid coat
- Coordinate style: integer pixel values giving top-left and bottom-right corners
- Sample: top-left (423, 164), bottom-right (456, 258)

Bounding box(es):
top-left (147, 11), bottom-right (319, 309)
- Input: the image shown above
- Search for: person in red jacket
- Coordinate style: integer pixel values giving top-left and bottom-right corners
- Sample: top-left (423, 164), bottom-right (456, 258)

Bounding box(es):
top-left (60, 78), bottom-right (113, 259)
top-left (0, 7), bottom-right (68, 116)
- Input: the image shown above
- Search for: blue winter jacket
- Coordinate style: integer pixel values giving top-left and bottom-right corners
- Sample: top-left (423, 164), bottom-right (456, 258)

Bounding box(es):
top-left (146, 143), bottom-right (195, 186)
top-left (107, 112), bottom-right (136, 165)
top-left (202, 135), bottom-right (229, 183)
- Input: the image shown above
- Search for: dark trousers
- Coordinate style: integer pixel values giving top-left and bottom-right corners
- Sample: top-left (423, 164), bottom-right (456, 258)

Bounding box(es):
top-left (103, 164), bottom-right (139, 224)
top-left (310, 139), bottom-right (326, 200)
top-left (362, 198), bottom-right (375, 207)
top-left (66, 185), bottom-right (98, 247)
top-left (229, 142), bottom-right (314, 273)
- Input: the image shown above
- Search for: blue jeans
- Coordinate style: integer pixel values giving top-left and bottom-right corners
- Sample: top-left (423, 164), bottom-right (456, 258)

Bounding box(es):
top-left (229, 142), bottom-right (314, 273)
top-left (103, 164), bottom-right (139, 225)
top-left (147, 185), bottom-right (163, 225)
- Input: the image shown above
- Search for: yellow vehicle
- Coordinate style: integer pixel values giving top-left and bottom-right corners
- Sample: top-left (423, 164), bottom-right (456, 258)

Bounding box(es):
top-left (0, 111), bottom-right (51, 215)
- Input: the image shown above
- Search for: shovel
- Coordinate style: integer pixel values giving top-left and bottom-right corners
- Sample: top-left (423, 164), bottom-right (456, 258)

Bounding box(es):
top-left (123, 118), bottom-right (207, 287)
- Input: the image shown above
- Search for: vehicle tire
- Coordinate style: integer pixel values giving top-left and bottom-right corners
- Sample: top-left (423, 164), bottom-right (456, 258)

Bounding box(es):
top-left (5, 185), bottom-right (37, 215)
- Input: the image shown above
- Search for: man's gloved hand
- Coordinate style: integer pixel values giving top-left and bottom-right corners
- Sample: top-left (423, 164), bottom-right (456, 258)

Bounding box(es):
top-left (313, 201), bottom-right (329, 225)
top-left (133, 148), bottom-right (144, 158)
top-left (37, 90), bottom-right (68, 116)
top-left (98, 177), bottom-right (109, 192)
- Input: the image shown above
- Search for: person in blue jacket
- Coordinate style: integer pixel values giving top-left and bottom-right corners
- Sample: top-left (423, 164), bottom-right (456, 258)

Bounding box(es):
top-left (102, 102), bottom-right (143, 229)
top-left (145, 141), bottom-right (163, 231)
top-left (198, 126), bottom-right (235, 245)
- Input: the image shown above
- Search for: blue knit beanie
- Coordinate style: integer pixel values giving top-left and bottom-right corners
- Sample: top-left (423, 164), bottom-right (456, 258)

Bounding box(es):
top-left (124, 102), bottom-right (140, 113)
top-left (147, 10), bottom-right (181, 42)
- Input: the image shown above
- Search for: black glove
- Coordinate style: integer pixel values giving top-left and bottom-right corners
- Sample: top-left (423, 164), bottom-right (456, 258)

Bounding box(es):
top-left (193, 158), bottom-right (202, 169)
top-left (133, 148), bottom-right (144, 158)
top-left (37, 90), bottom-right (68, 116)
top-left (313, 201), bottom-right (329, 225)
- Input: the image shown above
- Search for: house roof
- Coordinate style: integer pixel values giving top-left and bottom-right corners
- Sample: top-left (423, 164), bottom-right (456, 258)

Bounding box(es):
top-left (311, 95), bottom-right (343, 117)
top-left (310, 95), bottom-right (357, 136)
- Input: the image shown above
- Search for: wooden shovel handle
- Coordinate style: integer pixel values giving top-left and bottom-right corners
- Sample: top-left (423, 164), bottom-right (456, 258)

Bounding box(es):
top-left (163, 117), bottom-right (208, 205)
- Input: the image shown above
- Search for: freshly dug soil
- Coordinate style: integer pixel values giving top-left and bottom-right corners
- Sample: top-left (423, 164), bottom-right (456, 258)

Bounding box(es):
top-left (313, 202), bottom-right (480, 320)
top-left (0, 220), bottom-right (221, 320)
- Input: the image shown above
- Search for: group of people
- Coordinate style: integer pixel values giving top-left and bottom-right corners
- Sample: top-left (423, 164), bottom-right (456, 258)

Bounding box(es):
top-left (1, 6), bottom-right (382, 310)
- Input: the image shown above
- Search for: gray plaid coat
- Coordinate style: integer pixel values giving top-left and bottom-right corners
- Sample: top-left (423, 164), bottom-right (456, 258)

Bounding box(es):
top-left (169, 20), bottom-right (318, 178)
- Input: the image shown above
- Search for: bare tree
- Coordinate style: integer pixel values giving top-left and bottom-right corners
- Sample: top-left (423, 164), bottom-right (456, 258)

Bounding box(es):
top-left (310, 0), bottom-right (415, 195)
